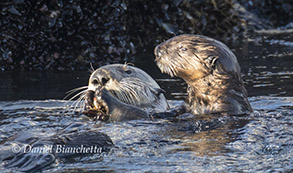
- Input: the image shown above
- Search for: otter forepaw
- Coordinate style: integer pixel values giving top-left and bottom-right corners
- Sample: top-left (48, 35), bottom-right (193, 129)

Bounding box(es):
top-left (83, 88), bottom-right (109, 121)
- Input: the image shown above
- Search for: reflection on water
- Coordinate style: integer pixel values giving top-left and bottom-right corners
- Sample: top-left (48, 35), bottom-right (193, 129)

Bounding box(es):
top-left (0, 33), bottom-right (292, 172)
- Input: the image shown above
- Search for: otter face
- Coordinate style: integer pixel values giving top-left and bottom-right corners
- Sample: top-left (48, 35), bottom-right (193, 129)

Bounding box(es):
top-left (88, 64), bottom-right (138, 91)
top-left (155, 34), bottom-right (240, 83)
top-left (88, 64), bottom-right (145, 106)
top-left (86, 64), bottom-right (168, 112)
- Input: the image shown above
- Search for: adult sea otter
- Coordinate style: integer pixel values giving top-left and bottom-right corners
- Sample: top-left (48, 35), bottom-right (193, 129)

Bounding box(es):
top-left (154, 34), bottom-right (252, 116)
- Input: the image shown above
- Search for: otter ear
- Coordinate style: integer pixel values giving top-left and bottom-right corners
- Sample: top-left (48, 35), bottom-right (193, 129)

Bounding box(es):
top-left (205, 55), bottom-right (219, 69)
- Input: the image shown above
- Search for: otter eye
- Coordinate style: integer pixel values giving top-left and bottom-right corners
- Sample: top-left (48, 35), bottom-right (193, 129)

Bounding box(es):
top-left (180, 47), bottom-right (187, 51)
top-left (92, 79), bottom-right (99, 85)
top-left (101, 77), bottom-right (109, 85)
top-left (125, 70), bottom-right (132, 74)
top-left (179, 47), bottom-right (187, 51)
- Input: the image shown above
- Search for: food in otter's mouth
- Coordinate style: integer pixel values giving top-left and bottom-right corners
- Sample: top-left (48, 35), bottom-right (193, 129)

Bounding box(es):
top-left (83, 90), bottom-right (109, 121)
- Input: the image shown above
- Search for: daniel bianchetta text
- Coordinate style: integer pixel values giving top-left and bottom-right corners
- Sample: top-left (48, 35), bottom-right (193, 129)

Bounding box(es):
top-left (12, 144), bottom-right (103, 154)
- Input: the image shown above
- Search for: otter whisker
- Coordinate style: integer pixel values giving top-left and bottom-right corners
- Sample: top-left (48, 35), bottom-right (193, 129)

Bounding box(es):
top-left (67, 90), bottom-right (88, 102)
top-left (67, 90), bottom-right (87, 111)
top-left (175, 53), bottom-right (188, 70)
top-left (117, 78), bottom-right (159, 106)
top-left (121, 91), bottom-right (130, 104)
top-left (64, 86), bottom-right (88, 113)
top-left (90, 63), bottom-right (95, 73)
top-left (65, 86), bottom-right (88, 95)
top-left (124, 84), bottom-right (139, 103)
top-left (115, 82), bottom-right (136, 105)
top-left (117, 80), bottom-right (138, 105)
top-left (64, 86), bottom-right (88, 100)
top-left (72, 93), bottom-right (86, 111)
top-left (169, 63), bottom-right (178, 77)
top-left (71, 95), bottom-right (81, 108)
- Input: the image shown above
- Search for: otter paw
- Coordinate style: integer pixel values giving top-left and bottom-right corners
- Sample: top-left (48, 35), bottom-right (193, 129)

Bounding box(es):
top-left (83, 89), bottom-right (109, 121)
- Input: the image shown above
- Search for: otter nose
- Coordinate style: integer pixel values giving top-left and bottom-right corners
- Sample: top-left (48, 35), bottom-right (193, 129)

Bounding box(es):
top-left (154, 45), bottom-right (163, 63)
top-left (91, 76), bottom-right (109, 86)
top-left (154, 45), bottom-right (162, 57)
top-left (100, 77), bottom-right (109, 86)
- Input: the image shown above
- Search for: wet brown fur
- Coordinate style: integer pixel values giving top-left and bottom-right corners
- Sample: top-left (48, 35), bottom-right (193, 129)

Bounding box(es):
top-left (155, 34), bottom-right (252, 115)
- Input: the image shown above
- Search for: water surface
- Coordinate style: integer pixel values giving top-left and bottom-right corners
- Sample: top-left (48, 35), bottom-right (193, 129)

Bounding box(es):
top-left (0, 33), bottom-right (293, 172)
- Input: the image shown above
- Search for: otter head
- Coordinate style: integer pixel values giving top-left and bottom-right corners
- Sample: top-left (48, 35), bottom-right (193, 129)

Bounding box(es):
top-left (87, 64), bottom-right (168, 112)
top-left (155, 34), bottom-right (252, 115)
top-left (155, 34), bottom-right (241, 84)
top-left (88, 64), bottom-right (142, 93)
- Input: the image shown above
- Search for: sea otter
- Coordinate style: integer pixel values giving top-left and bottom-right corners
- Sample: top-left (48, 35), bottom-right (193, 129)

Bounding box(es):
top-left (82, 64), bottom-right (169, 121)
top-left (154, 34), bottom-right (252, 116)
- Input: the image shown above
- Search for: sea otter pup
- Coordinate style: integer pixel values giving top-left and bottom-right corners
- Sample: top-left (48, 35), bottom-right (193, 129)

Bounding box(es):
top-left (82, 64), bottom-right (169, 121)
top-left (155, 34), bottom-right (252, 116)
